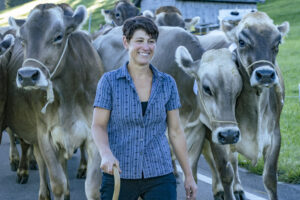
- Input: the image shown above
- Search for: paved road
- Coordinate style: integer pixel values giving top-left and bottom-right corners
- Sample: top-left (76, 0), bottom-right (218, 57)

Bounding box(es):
top-left (0, 132), bottom-right (299, 200)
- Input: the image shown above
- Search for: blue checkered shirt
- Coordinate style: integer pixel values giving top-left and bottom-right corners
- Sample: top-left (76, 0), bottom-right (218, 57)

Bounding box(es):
top-left (94, 62), bottom-right (181, 179)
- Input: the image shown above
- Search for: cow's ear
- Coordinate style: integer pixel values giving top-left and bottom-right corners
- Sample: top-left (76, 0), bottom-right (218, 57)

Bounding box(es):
top-left (0, 34), bottom-right (14, 63)
top-left (1, 34), bottom-right (15, 49)
top-left (142, 10), bottom-right (154, 19)
top-left (65, 5), bottom-right (87, 35)
top-left (175, 46), bottom-right (199, 78)
top-left (8, 17), bottom-right (25, 34)
top-left (221, 20), bottom-right (238, 42)
top-left (277, 21), bottom-right (289, 38)
top-left (101, 9), bottom-right (113, 24)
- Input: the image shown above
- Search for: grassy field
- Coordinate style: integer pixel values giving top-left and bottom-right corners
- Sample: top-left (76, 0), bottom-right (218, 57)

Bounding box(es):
top-left (0, 0), bottom-right (299, 183)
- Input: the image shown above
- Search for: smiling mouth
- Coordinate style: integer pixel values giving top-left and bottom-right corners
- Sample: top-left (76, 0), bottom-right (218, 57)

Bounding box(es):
top-left (138, 52), bottom-right (150, 56)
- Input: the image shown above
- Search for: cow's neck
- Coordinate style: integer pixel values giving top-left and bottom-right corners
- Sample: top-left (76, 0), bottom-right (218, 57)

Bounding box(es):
top-left (235, 65), bottom-right (273, 164)
top-left (50, 32), bottom-right (102, 127)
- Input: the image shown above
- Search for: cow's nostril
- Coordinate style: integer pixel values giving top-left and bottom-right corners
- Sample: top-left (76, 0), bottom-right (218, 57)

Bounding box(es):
top-left (218, 132), bottom-right (226, 144)
top-left (18, 72), bottom-right (23, 82)
top-left (256, 71), bottom-right (262, 80)
top-left (32, 71), bottom-right (39, 81)
top-left (270, 71), bottom-right (275, 80)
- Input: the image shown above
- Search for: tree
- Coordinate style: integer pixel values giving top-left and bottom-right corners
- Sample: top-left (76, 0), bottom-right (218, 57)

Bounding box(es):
top-left (5, 0), bottom-right (32, 8)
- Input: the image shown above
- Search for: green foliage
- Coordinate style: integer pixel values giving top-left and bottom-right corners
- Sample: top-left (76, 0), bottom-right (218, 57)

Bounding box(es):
top-left (5, 0), bottom-right (33, 8)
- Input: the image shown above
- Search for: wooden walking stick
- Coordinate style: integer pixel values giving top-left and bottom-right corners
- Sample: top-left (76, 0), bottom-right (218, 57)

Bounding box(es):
top-left (112, 164), bottom-right (120, 200)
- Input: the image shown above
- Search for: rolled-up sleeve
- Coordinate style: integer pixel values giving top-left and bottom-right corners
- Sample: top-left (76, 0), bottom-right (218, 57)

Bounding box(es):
top-left (93, 73), bottom-right (112, 110)
top-left (166, 76), bottom-right (181, 111)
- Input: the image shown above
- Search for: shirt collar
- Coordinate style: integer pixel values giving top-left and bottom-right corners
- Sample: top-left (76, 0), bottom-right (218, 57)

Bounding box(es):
top-left (116, 61), bottom-right (165, 80)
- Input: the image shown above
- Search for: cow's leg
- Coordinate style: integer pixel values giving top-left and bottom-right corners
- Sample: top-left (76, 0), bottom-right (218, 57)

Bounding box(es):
top-left (28, 145), bottom-right (38, 170)
top-left (59, 153), bottom-right (70, 200)
top-left (38, 132), bottom-right (66, 200)
top-left (210, 141), bottom-right (235, 200)
top-left (77, 144), bottom-right (87, 179)
top-left (6, 129), bottom-right (19, 171)
top-left (230, 152), bottom-right (246, 200)
top-left (185, 123), bottom-right (206, 181)
top-left (16, 139), bottom-right (30, 184)
top-left (84, 138), bottom-right (101, 200)
top-left (262, 127), bottom-right (281, 200)
top-left (33, 144), bottom-right (50, 200)
top-left (202, 140), bottom-right (224, 200)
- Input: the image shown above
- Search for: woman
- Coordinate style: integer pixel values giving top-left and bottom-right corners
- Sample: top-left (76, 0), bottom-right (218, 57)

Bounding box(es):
top-left (92, 16), bottom-right (197, 200)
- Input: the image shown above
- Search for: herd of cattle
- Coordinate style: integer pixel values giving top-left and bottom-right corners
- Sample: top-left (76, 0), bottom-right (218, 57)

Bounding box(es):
top-left (0, 0), bottom-right (289, 200)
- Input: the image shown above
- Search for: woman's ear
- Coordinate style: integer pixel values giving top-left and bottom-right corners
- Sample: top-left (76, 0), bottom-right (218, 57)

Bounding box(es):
top-left (123, 36), bottom-right (129, 49)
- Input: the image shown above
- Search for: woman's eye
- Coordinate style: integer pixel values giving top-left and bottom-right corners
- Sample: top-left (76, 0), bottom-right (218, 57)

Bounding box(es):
top-left (203, 85), bottom-right (212, 96)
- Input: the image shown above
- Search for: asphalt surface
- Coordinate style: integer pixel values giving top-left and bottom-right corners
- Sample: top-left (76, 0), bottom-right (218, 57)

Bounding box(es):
top-left (0, 132), bottom-right (299, 200)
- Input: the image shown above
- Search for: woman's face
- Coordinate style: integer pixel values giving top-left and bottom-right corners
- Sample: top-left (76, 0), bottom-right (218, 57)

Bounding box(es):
top-left (123, 29), bottom-right (156, 66)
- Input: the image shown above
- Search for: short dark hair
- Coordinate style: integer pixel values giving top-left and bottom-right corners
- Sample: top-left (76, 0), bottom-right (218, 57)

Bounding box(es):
top-left (123, 16), bottom-right (159, 41)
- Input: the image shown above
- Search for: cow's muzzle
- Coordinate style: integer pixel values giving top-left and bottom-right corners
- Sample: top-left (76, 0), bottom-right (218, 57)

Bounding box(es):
top-left (250, 66), bottom-right (278, 87)
top-left (217, 129), bottom-right (240, 145)
top-left (255, 69), bottom-right (276, 84)
top-left (17, 68), bottom-right (40, 87)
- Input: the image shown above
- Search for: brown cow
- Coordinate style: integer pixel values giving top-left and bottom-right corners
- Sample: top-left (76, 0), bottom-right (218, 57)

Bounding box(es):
top-left (9, 4), bottom-right (103, 200)
top-left (188, 11), bottom-right (289, 200)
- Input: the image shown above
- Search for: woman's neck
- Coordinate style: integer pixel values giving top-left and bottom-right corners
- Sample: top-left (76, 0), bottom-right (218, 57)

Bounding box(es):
top-left (127, 62), bottom-right (152, 80)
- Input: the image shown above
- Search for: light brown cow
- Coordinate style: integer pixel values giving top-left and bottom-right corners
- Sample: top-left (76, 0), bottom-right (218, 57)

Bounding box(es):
top-left (10, 4), bottom-right (103, 200)
top-left (142, 6), bottom-right (200, 31)
top-left (188, 11), bottom-right (289, 200)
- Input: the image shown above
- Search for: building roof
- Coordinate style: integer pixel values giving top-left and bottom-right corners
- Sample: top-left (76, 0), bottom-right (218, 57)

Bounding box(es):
top-left (180, 0), bottom-right (265, 3)
top-left (137, 0), bottom-right (265, 3)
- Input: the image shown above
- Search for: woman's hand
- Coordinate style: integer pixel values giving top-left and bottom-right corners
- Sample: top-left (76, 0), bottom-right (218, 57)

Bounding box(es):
top-left (184, 174), bottom-right (197, 200)
top-left (100, 152), bottom-right (121, 175)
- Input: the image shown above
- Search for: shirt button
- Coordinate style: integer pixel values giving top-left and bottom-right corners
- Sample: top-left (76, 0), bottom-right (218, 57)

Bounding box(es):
top-left (140, 138), bottom-right (143, 142)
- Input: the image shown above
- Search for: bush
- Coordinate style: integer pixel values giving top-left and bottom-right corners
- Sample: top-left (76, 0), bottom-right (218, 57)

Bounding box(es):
top-left (5, 0), bottom-right (33, 8)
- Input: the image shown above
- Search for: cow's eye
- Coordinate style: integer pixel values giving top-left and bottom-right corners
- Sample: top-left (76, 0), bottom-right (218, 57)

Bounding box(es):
top-left (53, 34), bottom-right (63, 43)
top-left (238, 39), bottom-right (245, 48)
top-left (273, 42), bottom-right (280, 53)
top-left (203, 85), bottom-right (212, 96)
top-left (115, 12), bottom-right (120, 19)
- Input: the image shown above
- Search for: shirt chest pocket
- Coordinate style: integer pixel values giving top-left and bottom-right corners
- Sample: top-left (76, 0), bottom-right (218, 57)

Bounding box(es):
top-left (111, 85), bottom-right (141, 123)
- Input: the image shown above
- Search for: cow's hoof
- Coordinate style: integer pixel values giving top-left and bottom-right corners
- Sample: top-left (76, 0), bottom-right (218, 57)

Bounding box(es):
top-left (214, 191), bottom-right (224, 200)
top-left (64, 194), bottom-right (70, 200)
top-left (16, 173), bottom-right (29, 184)
top-left (234, 191), bottom-right (247, 200)
top-left (29, 160), bottom-right (38, 170)
top-left (76, 168), bottom-right (86, 179)
top-left (39, 193), bottom-right (51, 200)
top-left (10, 160), bottom-right (19, 171)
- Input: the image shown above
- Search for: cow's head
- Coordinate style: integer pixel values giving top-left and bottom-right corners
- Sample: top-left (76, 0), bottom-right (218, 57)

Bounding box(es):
top-left (176, 47), bottom-right (242, 144)
top-left (10, 4), bottom-right (87, 90)
top-left (102, 0), bottom-right (140, 26)
top-left (222, 11), bottom-right (289, 88)
top-left (155, 6), bottom-right (200, 31)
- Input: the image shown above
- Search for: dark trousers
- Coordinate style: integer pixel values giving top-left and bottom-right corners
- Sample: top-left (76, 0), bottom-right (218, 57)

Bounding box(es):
top-left (100, 172), bottom-right (177, 200)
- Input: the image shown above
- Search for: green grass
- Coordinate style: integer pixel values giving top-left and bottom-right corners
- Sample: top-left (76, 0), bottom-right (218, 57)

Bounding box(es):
top-left (0, 0), bottom-right (299, 183)
top-left (238, 0), bottom-right (300, 184)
